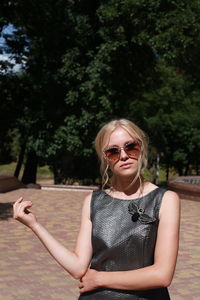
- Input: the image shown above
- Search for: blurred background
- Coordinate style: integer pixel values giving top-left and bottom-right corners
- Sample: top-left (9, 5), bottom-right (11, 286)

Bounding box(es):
top-left (0, 0), bottom-right (200, 186)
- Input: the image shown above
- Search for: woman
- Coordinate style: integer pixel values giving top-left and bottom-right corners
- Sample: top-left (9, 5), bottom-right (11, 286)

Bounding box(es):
top-left (13, 119), bottom-right (180, 299)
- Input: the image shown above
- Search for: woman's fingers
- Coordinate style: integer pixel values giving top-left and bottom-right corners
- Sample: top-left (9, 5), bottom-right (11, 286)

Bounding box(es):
top-left (21, 200), bottom-right (32, 209)
top-left (13, 197), bottom-right (37, 228)
top-left (13, 197), bottom-right (23, 207)
top-left (13, 197), bottom-right (24, 212)
top-left (22, 201), bottom-right (33, 214)
top-left (17, 196), bottom-right (23, 203)
top-left (79, 282), bottom-right (84, 293)
top-left (13, 199), bottom-right (33, 219)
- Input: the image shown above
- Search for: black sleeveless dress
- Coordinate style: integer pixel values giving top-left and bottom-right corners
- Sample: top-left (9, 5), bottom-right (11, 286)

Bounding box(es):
top-left (78, 188), bottom-right (170, 299)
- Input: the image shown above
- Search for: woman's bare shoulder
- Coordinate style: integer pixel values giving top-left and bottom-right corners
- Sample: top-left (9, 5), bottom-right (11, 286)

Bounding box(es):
top-left (80, 192), bottom-right (94, 221)
top-left (143, 181), bottom-right (158, 194)
top-left (83, 192), bottom-right (93, 205)
top-left (160, 190), bottom-right (180, 217)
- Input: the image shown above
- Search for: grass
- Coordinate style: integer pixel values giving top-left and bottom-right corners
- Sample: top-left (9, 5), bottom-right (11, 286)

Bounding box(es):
top-left (0, 162), bottom-right (19, 177)
top-left (0, 162), bottom-right (178, 186)
top-left (0, 162), bottom-right (53, 182)
top-left (144, 167), bottom-right (178, 187)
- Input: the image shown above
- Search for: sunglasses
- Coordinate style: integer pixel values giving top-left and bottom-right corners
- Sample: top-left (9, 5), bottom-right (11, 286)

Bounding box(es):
top-left (104, 140), bottom-right (141, 161)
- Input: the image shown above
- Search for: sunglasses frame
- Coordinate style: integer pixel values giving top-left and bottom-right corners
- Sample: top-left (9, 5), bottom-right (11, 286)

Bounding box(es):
top-left (103, 140), bottom-right (141, 162)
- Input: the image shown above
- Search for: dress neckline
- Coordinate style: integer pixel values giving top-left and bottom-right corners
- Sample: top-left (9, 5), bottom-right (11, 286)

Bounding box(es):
top-left (102, 187), bottom-right (160, 202)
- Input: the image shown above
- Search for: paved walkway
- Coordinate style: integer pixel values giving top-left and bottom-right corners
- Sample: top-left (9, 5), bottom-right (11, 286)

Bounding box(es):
top-left (0, 188), bottom-right (199, 300)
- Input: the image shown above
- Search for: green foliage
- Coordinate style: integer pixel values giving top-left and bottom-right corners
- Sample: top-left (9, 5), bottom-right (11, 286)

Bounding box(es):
top-left (0, 0), bottom-right (200, 182)
top-left (138, 60), bottom-right (200, 175)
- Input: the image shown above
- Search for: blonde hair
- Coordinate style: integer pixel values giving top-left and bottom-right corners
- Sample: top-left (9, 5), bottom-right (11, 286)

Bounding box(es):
top-left (95, 119), bottom-right (148, 189)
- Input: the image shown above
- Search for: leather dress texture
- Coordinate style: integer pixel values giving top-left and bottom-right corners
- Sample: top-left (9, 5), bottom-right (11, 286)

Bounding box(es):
top-left (78, 188), bottom-right (170, 300)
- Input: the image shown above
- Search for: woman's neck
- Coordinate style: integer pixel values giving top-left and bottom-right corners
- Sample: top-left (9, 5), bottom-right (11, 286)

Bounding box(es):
top-left (111, 176), bottom-right (144, 197)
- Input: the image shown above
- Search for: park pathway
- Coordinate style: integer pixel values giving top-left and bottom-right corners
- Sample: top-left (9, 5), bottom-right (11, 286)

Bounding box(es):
top-left (0, 188), bottom-right (199, 300)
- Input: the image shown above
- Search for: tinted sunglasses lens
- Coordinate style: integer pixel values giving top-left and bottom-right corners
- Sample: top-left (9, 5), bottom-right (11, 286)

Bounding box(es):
top-left (125, 142), bottom-right (140, 158)
top-left (105, 148), bottom-right (120, 160)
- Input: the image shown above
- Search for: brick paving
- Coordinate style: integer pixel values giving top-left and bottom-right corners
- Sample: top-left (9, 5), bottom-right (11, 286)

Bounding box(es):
top-left (0, 188), bottom-right (199, 300)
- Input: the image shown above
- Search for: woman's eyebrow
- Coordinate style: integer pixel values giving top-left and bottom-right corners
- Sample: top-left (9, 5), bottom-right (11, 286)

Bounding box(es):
top-left (107, 140), bottom-right (134, 148)
top-left (107, 144), bottom-right (118, 148)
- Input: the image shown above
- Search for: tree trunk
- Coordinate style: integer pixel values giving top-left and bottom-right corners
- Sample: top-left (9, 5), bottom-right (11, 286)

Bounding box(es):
top-left (166, 164), bottom-right (170, 182)
top-left (14, 142), bottom-right (26, 178)
top-left (21, 150), bottom-right (38, 184)
top-left (184, 163), bottom-right (189, 176)
top-left (178, 168), bottom-right (183, 176)
top-left (195, 163), bottom-right (199, 175)
top-left (155, 153), bottom-right (160, 184)
top-left (51, 152), bottom-right (74, 184)
top-left (52, 164), bottom-right (65, 184)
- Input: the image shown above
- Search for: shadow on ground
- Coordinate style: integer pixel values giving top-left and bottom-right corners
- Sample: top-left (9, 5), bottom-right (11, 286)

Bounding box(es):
top-left (0, 202), bottom-right (14, 220)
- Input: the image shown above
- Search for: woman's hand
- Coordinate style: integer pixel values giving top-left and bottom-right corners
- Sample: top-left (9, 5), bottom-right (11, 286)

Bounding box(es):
top-left (79, 269), bottom-right (101, 293)
top-left (13, 197), bottom-right (38, 229)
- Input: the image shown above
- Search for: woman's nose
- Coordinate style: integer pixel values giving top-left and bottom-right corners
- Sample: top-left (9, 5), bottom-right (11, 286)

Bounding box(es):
top-left (120, 148), bottom-right (129, 160)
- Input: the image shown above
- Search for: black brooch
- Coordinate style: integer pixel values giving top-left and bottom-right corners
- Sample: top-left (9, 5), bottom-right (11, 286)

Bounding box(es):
top-left (128, 202), bottom-right (156, 224)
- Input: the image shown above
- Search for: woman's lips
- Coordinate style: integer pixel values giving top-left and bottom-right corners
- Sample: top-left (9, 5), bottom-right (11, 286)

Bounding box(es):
top-left (120, 163), bottom-right (132, 168)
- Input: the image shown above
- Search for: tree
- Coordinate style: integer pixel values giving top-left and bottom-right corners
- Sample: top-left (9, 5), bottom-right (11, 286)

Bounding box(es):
top-left (1, 0), bottom-right (200, 184)
top-left (136, 61), bottom-right (200, 179)
top-left (0, 0), bottom-right (71, 183)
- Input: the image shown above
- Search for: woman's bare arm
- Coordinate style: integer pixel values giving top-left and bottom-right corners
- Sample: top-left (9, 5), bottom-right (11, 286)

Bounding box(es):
top-left (79, 191), bottom-right (180, 292)
top-left (13, 193), bottom-right (93, 279)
